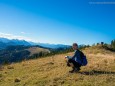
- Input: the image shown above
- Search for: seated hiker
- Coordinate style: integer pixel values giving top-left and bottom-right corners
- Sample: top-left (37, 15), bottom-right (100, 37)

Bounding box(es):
top-left (65, 43), bottom-right (87, 73)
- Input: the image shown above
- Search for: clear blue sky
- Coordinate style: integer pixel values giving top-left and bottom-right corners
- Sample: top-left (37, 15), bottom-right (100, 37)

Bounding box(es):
top-left (0, 0), bottom-right (115, 45)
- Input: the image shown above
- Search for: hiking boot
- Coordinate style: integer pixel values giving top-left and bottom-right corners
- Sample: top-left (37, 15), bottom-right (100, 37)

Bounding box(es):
top-left (67, 62), bottom-right (71, 67)
top-left (74, 67), bottom-right (81, 73)
top-left (69, 67), bottom-right (75, 73)
top-left (69, 67), bottom-right (80, 73)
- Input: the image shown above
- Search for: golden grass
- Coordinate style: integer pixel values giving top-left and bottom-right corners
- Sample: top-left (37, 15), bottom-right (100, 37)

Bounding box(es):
top-left (27, 47), bottom-right (50, 56)
top-left (0, 47), bottom-right (115, 86)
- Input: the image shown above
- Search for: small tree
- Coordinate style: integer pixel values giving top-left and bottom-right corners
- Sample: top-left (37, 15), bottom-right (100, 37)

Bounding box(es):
top-left (97, 43), bottom-right (99, 45)
top-left (111, 40), bottom-right (115, 50)
top-left (101, 42), bottom-right (104, 45)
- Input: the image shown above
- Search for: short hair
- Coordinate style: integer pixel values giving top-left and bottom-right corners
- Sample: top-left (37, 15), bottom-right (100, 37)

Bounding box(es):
top-left (73, 43), bottom-right (78, 47)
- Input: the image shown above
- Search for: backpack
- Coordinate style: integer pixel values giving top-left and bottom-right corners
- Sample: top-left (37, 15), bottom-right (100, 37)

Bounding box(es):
top-left (79, 51), bottom-right (88, 66)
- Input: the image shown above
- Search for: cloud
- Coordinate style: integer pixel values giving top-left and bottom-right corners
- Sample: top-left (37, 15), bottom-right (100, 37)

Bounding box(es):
top-left (21, 32), bottom-right (31, 34)
top-left (21, 32), bottom-right (25, 34)
top-left (0, 32), bottom-right (33, 41)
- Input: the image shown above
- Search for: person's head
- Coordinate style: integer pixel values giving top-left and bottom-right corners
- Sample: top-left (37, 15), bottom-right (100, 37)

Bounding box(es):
top-left (72, 43), bottom-right (78, 50)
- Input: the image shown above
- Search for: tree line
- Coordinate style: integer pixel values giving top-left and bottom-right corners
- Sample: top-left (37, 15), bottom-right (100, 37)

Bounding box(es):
top-left (111, 40), bottom-right (115, 50)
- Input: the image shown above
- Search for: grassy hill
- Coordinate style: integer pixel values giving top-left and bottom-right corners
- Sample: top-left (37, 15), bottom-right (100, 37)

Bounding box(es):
top-left (0, 45), bottom-right (115, 86)
top-left (27, 46), bottom-right (50, 56)
top-left (0, 45), bottom-right (50, 64)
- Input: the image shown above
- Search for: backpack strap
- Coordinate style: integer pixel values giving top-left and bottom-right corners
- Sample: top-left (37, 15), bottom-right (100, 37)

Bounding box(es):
top-left (78, 50), bottom-right (85, 59)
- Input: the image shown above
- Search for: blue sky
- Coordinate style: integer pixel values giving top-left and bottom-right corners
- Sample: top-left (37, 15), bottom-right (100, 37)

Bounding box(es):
top-left (0, 0), bottom-right (115, 45)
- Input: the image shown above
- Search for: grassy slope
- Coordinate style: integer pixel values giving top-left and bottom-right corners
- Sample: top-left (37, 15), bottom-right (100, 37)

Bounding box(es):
top-left (0, 46), bottom-right (115, 86)
top-left (27, 47), bottom-right (50, 56)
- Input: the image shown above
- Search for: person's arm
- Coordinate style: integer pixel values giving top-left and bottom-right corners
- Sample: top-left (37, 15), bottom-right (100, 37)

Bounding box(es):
top-left (65, 51), bottom-right (77, 60)
top-left (65, 56), bottom-right (72, 59)
top-left (71, 51), bottom-right (77, 59)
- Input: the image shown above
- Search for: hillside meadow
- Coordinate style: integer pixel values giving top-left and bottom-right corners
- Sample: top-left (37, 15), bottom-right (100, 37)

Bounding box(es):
top-left (0, 46), bottom-right (115, 86)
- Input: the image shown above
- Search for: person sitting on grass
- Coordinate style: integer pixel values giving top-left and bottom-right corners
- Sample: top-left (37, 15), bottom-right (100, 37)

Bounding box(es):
top-left (65, 43), bottom-right (87, 73)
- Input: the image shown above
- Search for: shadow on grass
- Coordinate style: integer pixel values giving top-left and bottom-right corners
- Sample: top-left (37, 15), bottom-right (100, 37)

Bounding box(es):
top-left (80, 70), bottom-right (115, 75)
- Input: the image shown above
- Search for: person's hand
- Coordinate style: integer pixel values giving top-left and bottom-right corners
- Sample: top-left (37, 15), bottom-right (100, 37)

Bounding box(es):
top-left (65, 56), bottom-right (68, 62)
top-left (65, 56), bottom-right (69, 58)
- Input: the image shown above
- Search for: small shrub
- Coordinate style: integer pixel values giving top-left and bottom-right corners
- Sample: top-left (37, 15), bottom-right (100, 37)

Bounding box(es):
top-left (0, 74), bottom-right (2, 77)
top-left (104, 59), bottom-right (108, 64)
top-left (14, 78), bottom-right (21, 82)
top-left (7, 66), bottom-right (14, 69)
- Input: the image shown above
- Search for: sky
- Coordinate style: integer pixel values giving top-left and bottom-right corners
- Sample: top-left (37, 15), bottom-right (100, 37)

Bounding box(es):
top-left (0, 0), bottom-right (115, 45)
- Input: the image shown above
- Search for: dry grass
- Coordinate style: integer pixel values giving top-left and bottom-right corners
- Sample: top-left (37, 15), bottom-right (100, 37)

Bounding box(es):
top-left (27, 47), bottom-right (50, 56)
top-left (0, 47), bottom-right (115, 86)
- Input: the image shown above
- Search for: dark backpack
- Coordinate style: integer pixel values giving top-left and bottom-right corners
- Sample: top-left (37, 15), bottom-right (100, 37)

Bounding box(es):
top-left (79, 50), bottom-right (88, 66)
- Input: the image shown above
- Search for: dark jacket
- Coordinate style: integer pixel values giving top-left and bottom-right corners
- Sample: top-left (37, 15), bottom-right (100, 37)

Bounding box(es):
top-left (72, 49), bottom-right (83, 65)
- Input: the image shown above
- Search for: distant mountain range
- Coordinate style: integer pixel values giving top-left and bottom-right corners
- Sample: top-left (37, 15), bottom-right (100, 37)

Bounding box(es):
top-left (0, 37), bottom-right (70, 49)
top-left (0, 37), bottom-right (71, 64)
top-left (29, 42), bottom-right (70, 49)
top-left (0, 38), bottom-right (31, 49)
